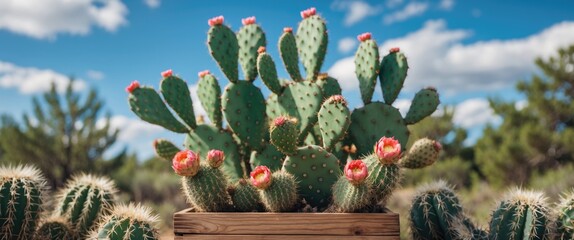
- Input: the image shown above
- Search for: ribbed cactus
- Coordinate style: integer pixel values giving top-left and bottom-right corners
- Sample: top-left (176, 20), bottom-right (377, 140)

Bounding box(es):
top-left (230, 179), bottom-right (265, 212)
top-left (0, 165), bottom-right (46, 240)
top-left (89, 203), bottom-right (159, 240)
top-left (35, 216), bottom-right (75, 240)
top-left (489, 189), bottom-right (552, 240)
top-left (331, 160), bottom-right (372, 212)
top-left (53, 174), bottom-right (117, 237)
top-left (250, 166), bottom-right (298, 212)
top-left (557, 190), bottom-right (574, 240)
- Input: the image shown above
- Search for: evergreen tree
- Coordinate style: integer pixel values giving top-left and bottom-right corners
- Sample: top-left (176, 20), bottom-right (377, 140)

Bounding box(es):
top-left (475, 45), bottom-right (574, 188)
top-left (0, 81), bottom-right (120, 188)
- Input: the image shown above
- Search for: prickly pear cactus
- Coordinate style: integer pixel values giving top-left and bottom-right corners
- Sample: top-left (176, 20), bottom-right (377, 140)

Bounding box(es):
top-left (0, 165), bottom-right (46, 240)
top-left (89, 203), bottom-right (159, 240)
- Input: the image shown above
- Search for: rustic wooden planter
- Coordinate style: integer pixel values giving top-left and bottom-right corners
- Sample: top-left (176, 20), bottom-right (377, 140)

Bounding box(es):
top-left (174, 208), bottom-right (400, 239)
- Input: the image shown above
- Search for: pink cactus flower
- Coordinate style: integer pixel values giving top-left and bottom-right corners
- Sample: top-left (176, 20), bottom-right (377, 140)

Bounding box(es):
top-left (257, 46), bottom-right (266, 54)
top-left (389, 47), bottom-right (400, 53)
top-left (206, 149), bottom-right (225, 168)
top-left (198, 70), bottom-right (210, 78)
top-left (172, 150), bottom-right (200, 177)
top-left (125, 80), bottom-right (140, 93)
top-left (250, 166), bottom-right (272, 189)
top-left (344, 160), bottom-right (368, 185)
top-left (374, 137), bottom-right (401, 164)
top-left (357, 32), bottom-right (372, 42)
top-left (300, 7), bottom-right (317, 19)
top-left (161, 69), bottom-right (173, 78)
top-left (274, 116), bottom-right (288, 127)
top-left (208, 15), bottom-right (224, 26)
top-left (283, 27), bottom-right (293, 33)
top-left (242, 16), bottom-right (256, 25)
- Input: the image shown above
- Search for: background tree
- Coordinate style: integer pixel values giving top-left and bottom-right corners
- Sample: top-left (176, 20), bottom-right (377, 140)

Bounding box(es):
top-left (475, 45), bottom-right (574, 188)
top-left (0, 80), bottom-right (120, 188)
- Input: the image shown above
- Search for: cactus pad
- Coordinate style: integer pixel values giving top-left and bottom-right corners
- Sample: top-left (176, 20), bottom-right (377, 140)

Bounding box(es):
top-left (278, 30), bottom-right (302, 81)
top-left (297, 15), bottom-right (328, 80)
top-left (237, 23), bottom-right (266, 81)
top-left (379, 50), bottom-right (408, 105)
top-left (222, 81), bottom-right (266, 150)
top-left (128, 86), bottom-right (189, 133)
top-left (160, 75), bottom-right (197, 129)
top-left (318, 96), bottom-right (350, 152)
top-left (208, 24), bottom-right (239, 82)
top-left (197, 73), bottom-right (223, 128)
top-left (277, 82), bottom-right (324, 139)
top-left (250, 143), bottom-right (285, 171)
top-left (315, 74), bottom-right (342, 99)
top-left (257, 52), bottom-right (283, 94)
top-left (153, 139), bottom-right (181, 161)
top-left (355, 39), bottom-right (380, 104)
top-left (405, 88), bottom-right (440, 125)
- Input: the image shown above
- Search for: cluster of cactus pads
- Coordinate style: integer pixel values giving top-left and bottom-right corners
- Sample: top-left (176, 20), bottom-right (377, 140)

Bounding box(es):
top-left (0, 165), bottom-right (160, 240)
top-left (127, 7), bottom-right (442, 213)
top-left (409, 181), bottom-right (574, 240)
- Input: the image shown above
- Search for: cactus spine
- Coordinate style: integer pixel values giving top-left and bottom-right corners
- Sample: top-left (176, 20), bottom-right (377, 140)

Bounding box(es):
top-left (35, 216), bottom-right (74, 240)
top-left (89, 203), bottom-right (159, 240)
top-left (53, 174), bottom-right (117, 237)
top-left (0, 165), bottom-right (46, 240)
top-left (250, 167), bottom-right (298, 212)
top-left (181, 164), bottom-right (233, 212)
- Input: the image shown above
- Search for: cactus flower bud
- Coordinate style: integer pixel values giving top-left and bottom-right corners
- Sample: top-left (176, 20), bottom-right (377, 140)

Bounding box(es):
top-left (326, 95), bottom-right (347, 105)
top-left (198, 70), bottom-right (210, 78)
top-left (250, 166), bottom-right (272, 189)
top-left (206, 149), bottom-right (225, 168)
top-left (125, 80), bottom-right (140, 93)
top-left (283, 27), bottom-right (292, 33)
top-left (208, 15), bottom-right (224, 26)
top-left (257, 46), bottom-right (266, 54)
top-left (357, 32), bottom-right (372, 42)
top-left (300, 7), bottom-right (316, 19)
top-left (389, 47), bottom-right (400, 53)
top-left (344, 160), bottom-right (368, 185)
top-left (161, 69), bottom-right (173, 78)
top-left (172, 150), bottom-right (200, 177)
top-left (242, 16), bottom-right (256, 25)
top-left (374, 136), bottom-right (401, 164)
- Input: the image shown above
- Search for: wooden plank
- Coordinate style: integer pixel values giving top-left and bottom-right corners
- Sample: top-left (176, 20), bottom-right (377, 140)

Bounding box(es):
top-left (175, 235), bottom-right (400, 240)
top-left (174, 209), bottom-right (400, 236)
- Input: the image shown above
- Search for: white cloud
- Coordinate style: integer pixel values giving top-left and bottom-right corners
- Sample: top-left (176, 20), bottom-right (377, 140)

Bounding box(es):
top-left (453, 98), bottom-right (501, 128)
top-left (386, 0), bottom-right (404, 8)
top-left (338, 37), bottom-right (358, 54)
top-left (393, 99), bottom-right (412, 116)
top-left (332, 0), bottom-right (383, 26)
top-left (0, 0), bottom-right (128, 39)
top-left (439, 0), bottom-right (455, 10)
top-left (87, 70), bottom-right (105, 80)
top-left (0, 61), bottom-right (86, 94)
top-left (329, 20), bottom-right (574, 96)
top-left (101, 115), bottom-right (163, 142)
top-left (144, 0), bottom-right (160, 8)
top-left (383, 2), bottom-right (428, 25)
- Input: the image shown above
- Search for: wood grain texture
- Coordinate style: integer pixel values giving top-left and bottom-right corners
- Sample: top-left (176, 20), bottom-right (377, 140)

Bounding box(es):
top-left (175, 235), bottom-right (400, 240)
top-left (173, 209), bottom-right (400, 237)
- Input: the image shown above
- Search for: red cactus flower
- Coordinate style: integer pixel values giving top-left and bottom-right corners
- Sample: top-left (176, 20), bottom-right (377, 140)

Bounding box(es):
top-left (198, 70), bottom-right (210, 78)
top-left (344, 160), bottom-right (368, 185)
top-left (357, 32), bottom-right (372, 42)
top-left (206, 149), bottom-right (225, 168)
top-left (172, 150), bottom-right (200, 177)
top-left (257, 46), bottom-right (266, 54)
top-left (273, 116), bottom-right (288, 127)
top-left (300, 7), bottom-right (316, 19)
top-left (125, 80), bottom-right (140, 93)
top-left (283, 27), bottom-right (292, 33)
top-left (161, 69), bottom-right (173, 78)
top-left (389, 47), bottom-right (400, 53)
top-left (250, 166), bottom-right (272, 189)
top-left (374, 136), bottom-right (401, 164)
top-left (242, 16), bottom-right (256, 25)
top-left (208, 15), bottom-right (224, 26)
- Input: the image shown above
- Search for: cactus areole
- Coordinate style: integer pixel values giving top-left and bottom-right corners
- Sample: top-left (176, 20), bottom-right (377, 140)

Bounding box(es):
top-left (126, 7), bottom-right (441, 214)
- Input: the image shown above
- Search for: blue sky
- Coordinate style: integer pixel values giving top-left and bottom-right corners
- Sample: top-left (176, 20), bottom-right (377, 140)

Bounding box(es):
top-left (1, 0), bottom-right (574, 159)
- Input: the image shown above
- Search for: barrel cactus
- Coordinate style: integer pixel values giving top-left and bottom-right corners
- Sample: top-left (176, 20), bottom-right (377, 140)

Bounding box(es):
top-left (89, 203), bottom-right (159, 240)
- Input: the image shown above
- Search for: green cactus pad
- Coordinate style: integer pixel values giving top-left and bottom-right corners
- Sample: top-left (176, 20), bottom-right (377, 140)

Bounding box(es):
top-left (128, 86), bottom-right (189, 133)
top-left (92, 203), bottom-right (159, 240)
top-left (153, 138), bottom-right (181, 161)
top-left (36, 217), bottom-right (75, 240)
top-left (315, 74), bottom-right (342, 99)
top-left (184, 125), bottom-right (243, 181)
top-left (318, 96), bottom-right (351, 152)
top-left (231, 179), bottom-right (265, 212)
top-left (237, 23), bottom-right (266, 81)
top-left (257, 171), bottom-right (298, 212)
top-left (379, 50), bottom-right (408, 105)
top-left (363, 155), bottom-right (401, 206)
top-left (277, 82), bottom-right (324, 140)
top-left (399, 138), bottom-right (441, 169)
top-left (181, 164), bottom-right (233, 212)
top-left (355, 39), bottom-right (380, 104)
top-left (208, 24), bottom-right (239, 82)
top-left (331, 177), bottom-right (371, 213)
top-left (257, 52), bottom-right (283, 94)
top-left (160, 75), bottom-right (197, 129)
top-left (489, 189), bottom-right (551, 240)
top-left (282, 145), bottom-right (341, 208)
top-left (296, 15), bottom-right (328, 80)
top-left (405, 88), bottom-right (440, 125)
top-left (197, 73), bottom-right (223, 128)
top-left (222, 81), bottom-right (266, 150)
top-left (279, 30), bottom-right (302, 81)
top-left (250, 144), bottom-right (285, 171)
top-left (304, 126), bottom-right (321, 146)
top-left (0, 165), bottom-right (45, 240)
top-left (266, 93), bottom-right (283, 121)
top-left (270, 117), bottom-right (299, 155)
top-left (349, 102), bottom-right (409, 157)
